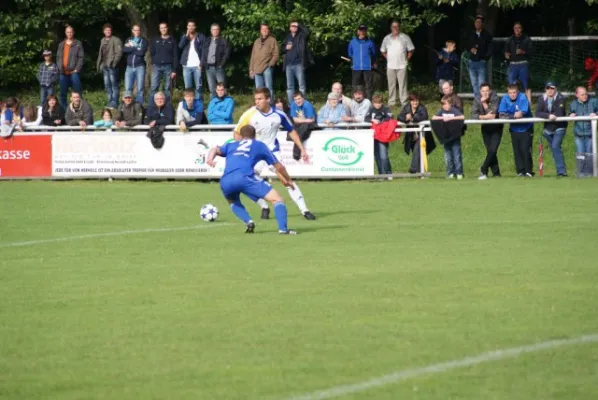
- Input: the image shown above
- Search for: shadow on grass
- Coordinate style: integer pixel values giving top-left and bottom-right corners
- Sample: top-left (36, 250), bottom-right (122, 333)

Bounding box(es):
top-left (312, 209), bottom-right (380, 219)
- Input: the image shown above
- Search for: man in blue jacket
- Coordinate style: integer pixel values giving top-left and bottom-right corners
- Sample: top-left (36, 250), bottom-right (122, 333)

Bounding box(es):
top-left (179, 19), bottom-right (206, 100)
top-left (150, 22), bottom-right (179, 102)
top-left (348, 25), bottom-right (376, 99)
top-left (123, 25), bottom-right (148, 105)
top-left (207, 83), bottom-right (234, 124)
top-left (498, 84), bottom-right (534, 177)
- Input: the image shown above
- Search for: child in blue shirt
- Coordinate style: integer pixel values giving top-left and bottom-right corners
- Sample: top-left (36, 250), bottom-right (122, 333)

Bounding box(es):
top-left (94, 108), bottom-right (114, 129)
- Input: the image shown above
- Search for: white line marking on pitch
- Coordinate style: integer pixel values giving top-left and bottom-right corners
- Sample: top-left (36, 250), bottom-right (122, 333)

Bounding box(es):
top-left (285, 333), bottom-right (598, 400)
top-left (0, 223), bottom-right (233, 248)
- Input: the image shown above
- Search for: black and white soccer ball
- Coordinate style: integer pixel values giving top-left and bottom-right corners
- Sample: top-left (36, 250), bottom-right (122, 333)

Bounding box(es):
top-left (200, 204), bottom-right (219, 222)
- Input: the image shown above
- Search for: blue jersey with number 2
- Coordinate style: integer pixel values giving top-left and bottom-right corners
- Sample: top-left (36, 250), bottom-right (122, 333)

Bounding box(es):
top-left (220, 139), bottom-right (278, 178)
top-left (219, 139), bottom-right (279, 202)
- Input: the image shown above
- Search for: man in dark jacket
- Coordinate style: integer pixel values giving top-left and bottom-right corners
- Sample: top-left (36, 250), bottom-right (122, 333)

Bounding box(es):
top-left (466, 15), bottom-right (493, 96)
top-left (471, 83), bottom-right (503, 179)
top-left (150, 22), bottom-right (179, 102)
top-left (202, 23), bottom-right (231, 99)
top-left (56, 25), bottom-right (84, 108)
top-left (179, 19), bottom-right (206, 99)
top-left (65, 92), bottom-right (93, 128)
top-left (282, 21), bottom-right (313, 105)
top-left (536, 81), bottom-right (568, 176)
top-left (97, 23), bottom-right (123, 109)
top-left (145, 92), bottom-right (174, 126)
top-left (115, 91), bottom-right (144, 128)
top-left (123, 25), bottom-right (148, 105)
top-left (505, 22), bottom-right (533, 101)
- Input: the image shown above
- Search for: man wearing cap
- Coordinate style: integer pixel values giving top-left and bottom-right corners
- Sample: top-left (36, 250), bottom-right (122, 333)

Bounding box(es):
top-left (348, 25), bottom-right (376, 99)
top-left (37, 50), bottom-right (59, 106)
top-left (466, 15), bottom-right (493, 96)
top-left (97, 23), bottom-right (123, 109)
top-left (380, 20), bottom-right (414, 107)
top-left (115, 91), bottom-right (144, 128)
top-left (317, 93), bottom-right (347, 129)
top-left (536, 81), bottom-right (568, 176)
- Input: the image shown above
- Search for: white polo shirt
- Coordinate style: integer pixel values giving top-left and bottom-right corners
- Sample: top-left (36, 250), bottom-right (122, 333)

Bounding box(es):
top-left (380, 33), bottom-right (414, 70)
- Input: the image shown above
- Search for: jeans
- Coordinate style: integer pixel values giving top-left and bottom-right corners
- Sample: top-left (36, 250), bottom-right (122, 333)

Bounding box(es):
top-left (352, 70), bottom-right (373, 99)
top-left (59, 73), bottom-right (82, 108)
top-left (481, 129), bottom-right (503, 176)
top-left (150, 64), bottom-right (173, 101)
top-left (575, 136), bottom-right (593, 153)
top-left (374, 140), bottom-right (392, 174)
top-left (467, 60), bottom-right (486, 96)
top-left (507, 63), bottom-right (530, 90)
top-left (40, 86), bottom-right (55, 106)
top-left (206, 66), bottom-right (227, 98)
top-left (543, 128), bottom-right (567, 175)
top-left (125, 65), bottom-right (146, 104)
top-left (443, 137), bottom-right (463, 176)
top-left (511, 130), bottom-right (533, 175)
top-left (285, 64), bottom-right (306, 105)
top-left (102, 67), bottom-right (119, 108)
top-left (255, 66), bottom-right (274, 99)
top-left (183, 66), bottom-right (202, 99)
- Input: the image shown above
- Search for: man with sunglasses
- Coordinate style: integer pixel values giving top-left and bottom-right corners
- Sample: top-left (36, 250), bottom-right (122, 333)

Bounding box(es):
top-left (282, 20), bottom-right (313, 105)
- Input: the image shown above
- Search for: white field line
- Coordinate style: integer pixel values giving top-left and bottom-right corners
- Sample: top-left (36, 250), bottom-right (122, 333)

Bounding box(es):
top-left (0, 223), bottom-right (233, 248)
top-left (286, 333), bottom-right (598, 400)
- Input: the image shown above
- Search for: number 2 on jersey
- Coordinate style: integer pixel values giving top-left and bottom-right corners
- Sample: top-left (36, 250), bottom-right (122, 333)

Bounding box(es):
top-left (237, 140), bottom-right (252, 153)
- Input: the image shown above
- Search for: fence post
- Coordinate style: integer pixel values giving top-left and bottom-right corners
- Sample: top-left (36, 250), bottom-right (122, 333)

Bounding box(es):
top-left (592, 120), bottom-right (597, 177)
top-left (420, 125), bottom-right (425, 175)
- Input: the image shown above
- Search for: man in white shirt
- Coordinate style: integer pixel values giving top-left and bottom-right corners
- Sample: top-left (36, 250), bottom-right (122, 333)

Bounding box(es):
top-left (380, 20), bottom-right (414, 107)
top-left (178, 19), bottom-right (205, 99)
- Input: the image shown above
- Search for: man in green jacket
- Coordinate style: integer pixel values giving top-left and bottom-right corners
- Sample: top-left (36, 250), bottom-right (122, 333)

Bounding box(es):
top-left (97, 23), bottom-right (123, 109)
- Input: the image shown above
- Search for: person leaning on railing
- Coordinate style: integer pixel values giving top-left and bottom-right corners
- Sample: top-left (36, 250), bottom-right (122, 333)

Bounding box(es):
top-left (536, 81), bottom-right (568, 177)
top-left (398, 92), bottom-right (430, 174)
top-left (471, 83), bottom-right (503, 179)
top-left (114, 91), bottom-right (144, 128)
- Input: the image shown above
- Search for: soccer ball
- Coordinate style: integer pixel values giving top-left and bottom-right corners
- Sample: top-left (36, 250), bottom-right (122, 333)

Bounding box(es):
top-left (200, 204), bottom-right (219, 222)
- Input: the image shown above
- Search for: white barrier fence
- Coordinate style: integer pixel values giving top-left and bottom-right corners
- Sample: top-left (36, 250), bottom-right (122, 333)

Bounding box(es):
top-left (1, 117), bottom-right (596, 179)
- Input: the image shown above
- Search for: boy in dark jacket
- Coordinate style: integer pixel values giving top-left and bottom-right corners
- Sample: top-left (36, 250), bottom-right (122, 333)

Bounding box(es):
top-left (536, 81), bottom-right (567, 176)
top-left (432, 95), bottom-right (465, 179)
top-left (471, 83), bottom-right (503, 179)
top-left (37, 50), bottom-right (59, 107)
top-left (365, 94), bottom-right (395, 174)
top-left (435, 40), bottom-right (459, 93)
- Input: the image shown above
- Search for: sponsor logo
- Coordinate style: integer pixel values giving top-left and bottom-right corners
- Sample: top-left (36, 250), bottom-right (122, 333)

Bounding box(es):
top-left (322, 137), bottom-right (364, 166)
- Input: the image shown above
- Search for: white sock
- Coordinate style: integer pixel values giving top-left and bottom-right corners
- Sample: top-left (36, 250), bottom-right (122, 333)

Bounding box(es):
top-left (256, 198), bottom-right (269, 210)
top-left (287, 183), bottom-right (308, 214)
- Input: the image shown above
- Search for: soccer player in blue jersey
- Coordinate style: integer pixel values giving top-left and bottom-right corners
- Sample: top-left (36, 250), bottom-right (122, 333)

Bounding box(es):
top-left (207, 125), bottom-right (298, 235)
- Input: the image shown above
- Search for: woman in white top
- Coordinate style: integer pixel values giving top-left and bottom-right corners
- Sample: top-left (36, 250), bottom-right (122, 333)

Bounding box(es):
top-left (19, 105), bottom-right (43, 129)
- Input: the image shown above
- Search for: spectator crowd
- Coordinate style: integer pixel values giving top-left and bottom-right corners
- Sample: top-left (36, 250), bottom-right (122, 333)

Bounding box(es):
top-left (1, 16), bottom-right (597, 177)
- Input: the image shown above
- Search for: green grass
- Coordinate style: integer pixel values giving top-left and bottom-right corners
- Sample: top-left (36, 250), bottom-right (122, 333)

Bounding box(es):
top-left (1, 179), bottom-right (598, 399)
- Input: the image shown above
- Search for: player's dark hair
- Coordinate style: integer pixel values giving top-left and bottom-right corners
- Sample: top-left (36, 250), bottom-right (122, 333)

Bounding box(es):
top-left (408, 92), bottom-right (420, 102)
top-left (254, 87), bottom-right (271, 99)
top-left (274, 96), bottom-right (290, 115)
top-left (240, 125), bottom-right (256, 139)
top-left (352, 86), bottom-right (365, 95)
top-left (479, 82), bottom-right (490, 90)
top-left (507, 83), bottom-right (519, 91)
top-left (293, 91), bottom-right (304, 98)
top-left (183, 88), bottom-right (195, 96)
top-left (102, 23), bottom-right (113, 30)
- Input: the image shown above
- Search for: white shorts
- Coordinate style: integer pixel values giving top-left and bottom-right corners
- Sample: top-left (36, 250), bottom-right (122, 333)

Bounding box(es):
top-left (254, 151), bottom-right (282, 175)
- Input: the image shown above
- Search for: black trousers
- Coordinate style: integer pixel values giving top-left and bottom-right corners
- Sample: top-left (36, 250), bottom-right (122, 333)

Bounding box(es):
top-left (510, 130), bottom-right (533, 175)
top-left (481, 129), bottom-right (503, 176)
top-left (352, 70), bottom-right (373, 99)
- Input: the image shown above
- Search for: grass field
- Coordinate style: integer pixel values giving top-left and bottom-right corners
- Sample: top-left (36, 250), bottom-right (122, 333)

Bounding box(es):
top-left (2, 179), bottom-right (598, 399)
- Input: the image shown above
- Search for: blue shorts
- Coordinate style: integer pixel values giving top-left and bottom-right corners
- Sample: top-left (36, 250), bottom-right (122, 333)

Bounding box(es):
top-left (220, 174), bottom-right (273, 202)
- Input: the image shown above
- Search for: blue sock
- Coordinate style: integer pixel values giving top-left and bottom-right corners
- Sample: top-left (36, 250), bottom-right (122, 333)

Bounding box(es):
top-left (230, 201), bottom-right (252, 224)
top-left (273, 202), bottom-right (288, 232)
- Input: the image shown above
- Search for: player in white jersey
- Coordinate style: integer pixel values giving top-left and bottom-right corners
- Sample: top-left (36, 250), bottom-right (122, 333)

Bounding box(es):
top-left (234, 87), bottom-right (316, 220)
